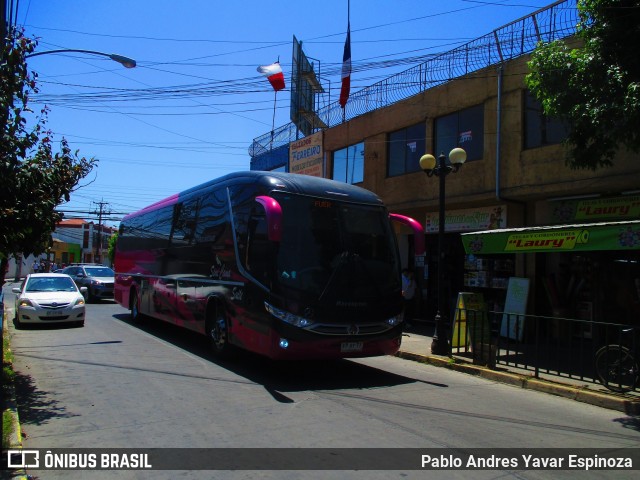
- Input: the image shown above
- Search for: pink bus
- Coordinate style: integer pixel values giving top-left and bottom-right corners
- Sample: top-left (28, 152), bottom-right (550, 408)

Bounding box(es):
top-left (115, 171), bottom-right (424, 360)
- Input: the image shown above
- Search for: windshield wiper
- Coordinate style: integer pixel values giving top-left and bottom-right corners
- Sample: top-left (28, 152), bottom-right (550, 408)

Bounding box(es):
top-left (318, 251), bottom-right (354, 303)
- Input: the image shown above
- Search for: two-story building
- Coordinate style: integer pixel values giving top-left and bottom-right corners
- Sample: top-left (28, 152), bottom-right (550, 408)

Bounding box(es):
top-left (249, 0), bottom-right (640, 330)
top-left (53, 219), bottom-right (115, 266)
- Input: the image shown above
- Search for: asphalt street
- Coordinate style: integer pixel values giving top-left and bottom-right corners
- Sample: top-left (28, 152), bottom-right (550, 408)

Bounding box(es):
top-left (3, 287), bottom-right (640, 479)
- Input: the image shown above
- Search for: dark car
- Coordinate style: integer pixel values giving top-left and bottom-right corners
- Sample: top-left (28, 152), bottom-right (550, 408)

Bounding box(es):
top-left (62, 265), bottom-right (115, 302)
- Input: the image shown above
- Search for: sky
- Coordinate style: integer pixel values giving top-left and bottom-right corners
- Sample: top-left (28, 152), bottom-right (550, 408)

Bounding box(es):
top-left (13, 0), bottom-right (556, 226)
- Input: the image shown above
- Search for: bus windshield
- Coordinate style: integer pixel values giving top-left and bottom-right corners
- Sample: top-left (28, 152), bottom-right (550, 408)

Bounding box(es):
top-left (267, 192), bottom-right (400, 302)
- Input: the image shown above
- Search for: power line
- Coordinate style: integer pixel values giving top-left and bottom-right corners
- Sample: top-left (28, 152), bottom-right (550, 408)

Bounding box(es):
top-left (59, 209), bottom-right (129, 215)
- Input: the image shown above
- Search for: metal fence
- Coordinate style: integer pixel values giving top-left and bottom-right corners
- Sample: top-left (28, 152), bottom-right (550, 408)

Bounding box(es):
top-left (452, 309), bottom-right (639, 393)
top-left (250, 0), bottom-right (579, 157)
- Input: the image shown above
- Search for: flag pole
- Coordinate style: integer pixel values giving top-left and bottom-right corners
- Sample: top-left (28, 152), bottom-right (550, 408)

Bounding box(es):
top-left (271, 89), bottom-right (277, 151)
top-left (271, 56), bottom-right (281, 150)
top-left (258, 58), bottom-right (285, 150)
top-left (339, 0), bottom-right (351, 120)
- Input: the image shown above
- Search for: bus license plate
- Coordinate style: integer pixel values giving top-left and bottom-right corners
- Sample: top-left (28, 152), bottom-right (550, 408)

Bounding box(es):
top-left (341, 342), bottom-right (363, 353)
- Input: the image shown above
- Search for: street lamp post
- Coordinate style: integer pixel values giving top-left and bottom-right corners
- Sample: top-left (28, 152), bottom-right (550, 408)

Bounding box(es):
top-left (26, 49), bottom-right (136, 68)
top-left (419, 147), bottom-right (467, 355)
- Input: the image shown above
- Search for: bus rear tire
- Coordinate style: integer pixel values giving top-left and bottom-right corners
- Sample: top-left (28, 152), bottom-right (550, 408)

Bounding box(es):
top-left (207, 304), bottom-right (233, 359)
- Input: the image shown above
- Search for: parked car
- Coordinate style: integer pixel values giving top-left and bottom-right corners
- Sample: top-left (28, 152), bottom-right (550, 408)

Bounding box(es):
top-left (62, 265), bottom-right (115, 302)
top-left (12, 273), bottom-right (87, 328)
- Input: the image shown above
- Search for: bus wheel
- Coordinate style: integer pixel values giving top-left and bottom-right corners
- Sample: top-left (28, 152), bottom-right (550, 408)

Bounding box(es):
top-left (207, 305), bottom-right (232, 358)
top-left (130, 289), bottom-right (142, 323)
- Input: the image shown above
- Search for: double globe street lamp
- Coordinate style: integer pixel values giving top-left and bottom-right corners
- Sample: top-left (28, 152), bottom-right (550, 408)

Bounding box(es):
top-left (419, 147), bottom-right (467, 356)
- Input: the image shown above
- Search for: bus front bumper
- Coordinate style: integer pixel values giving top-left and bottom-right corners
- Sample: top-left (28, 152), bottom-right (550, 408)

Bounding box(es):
top-left (266, 327), bottom-right (403, 360)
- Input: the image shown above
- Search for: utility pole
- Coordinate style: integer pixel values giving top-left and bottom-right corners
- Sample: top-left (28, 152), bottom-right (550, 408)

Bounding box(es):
top-left (92, 200), bottom-right (110, 263)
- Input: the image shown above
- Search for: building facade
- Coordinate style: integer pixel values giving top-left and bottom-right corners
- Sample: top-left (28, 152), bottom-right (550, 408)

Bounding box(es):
top-left (249, 3), bottom-right (640, 329)
top-left (54, 219), bottom-right (115, 266)
top-left (321, 53), bottom-right (639, 328)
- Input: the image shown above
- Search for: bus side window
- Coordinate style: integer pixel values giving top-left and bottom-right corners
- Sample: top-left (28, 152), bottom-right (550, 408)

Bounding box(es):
top-left (247, 214), bottom-right (272, 283)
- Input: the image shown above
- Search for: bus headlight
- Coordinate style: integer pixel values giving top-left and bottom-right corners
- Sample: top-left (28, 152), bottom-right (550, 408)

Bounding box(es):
top-left (265, 302), bottom-right (314, 328)
top-left (387, 314), bottom-right (403, 326)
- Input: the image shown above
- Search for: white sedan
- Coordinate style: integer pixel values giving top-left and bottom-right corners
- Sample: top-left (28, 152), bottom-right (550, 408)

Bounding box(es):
top-left (12, 273), bottom-right (88, 328)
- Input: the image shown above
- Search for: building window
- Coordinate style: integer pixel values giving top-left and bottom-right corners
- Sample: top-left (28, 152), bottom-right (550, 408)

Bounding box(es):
top-left (435, 104), bottom-right (484, 162)
top-left (333, 142), bottom-right (364, 184)
top-left (524, 90), bottom-right (569, 149)
top-left (387, 123), bottom-right (425, 177)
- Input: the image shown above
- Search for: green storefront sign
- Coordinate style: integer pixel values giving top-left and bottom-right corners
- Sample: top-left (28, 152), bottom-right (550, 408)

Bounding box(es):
top-left (461, 220), bottom-right (640, 255)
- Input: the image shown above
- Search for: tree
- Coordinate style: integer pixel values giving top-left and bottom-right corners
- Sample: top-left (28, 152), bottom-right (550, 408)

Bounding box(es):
top-left (107, 231), bottom-right (118, 266)
top-left (525, 0), bottom-right (640, 170)
top-left (1, 29), bottom-right (97, 285)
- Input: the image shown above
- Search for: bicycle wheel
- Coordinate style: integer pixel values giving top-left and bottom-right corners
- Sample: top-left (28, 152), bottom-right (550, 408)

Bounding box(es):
top-left (594, 345), bottom-right (639, 393)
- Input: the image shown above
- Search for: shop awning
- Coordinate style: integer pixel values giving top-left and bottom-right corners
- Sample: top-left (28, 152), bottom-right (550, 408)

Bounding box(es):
top-left (461, 220), bottom-right (640, 255)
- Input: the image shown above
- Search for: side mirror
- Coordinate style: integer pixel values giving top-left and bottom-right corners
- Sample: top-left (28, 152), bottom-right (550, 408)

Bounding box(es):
top-left (12, 287), bottom-right (21, 294)
top-left (255, 196), bottom-right (283, 242)
top-left (389, 213), bottom-right (425, 256)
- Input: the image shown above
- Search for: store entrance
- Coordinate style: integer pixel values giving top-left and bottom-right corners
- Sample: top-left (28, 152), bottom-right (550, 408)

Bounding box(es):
top-left (421, 232), bottom-right (466, 322)
top-left (537, 250), bottom-right (640, 327)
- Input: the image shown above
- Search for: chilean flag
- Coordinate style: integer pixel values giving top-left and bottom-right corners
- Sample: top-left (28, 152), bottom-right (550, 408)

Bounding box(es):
top-left (339, 22), bottom-right (351, 108)
top-left (257, 62), bottom-right (285, 91)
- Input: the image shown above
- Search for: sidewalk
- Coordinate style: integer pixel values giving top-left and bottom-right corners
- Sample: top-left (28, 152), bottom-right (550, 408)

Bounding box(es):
top-left (397, 321), bottom-right (640, 415)
top-left (2, 284), bottom-right (28, 480)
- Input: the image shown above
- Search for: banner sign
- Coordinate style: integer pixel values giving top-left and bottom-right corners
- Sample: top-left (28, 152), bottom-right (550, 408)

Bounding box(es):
top-left (425, 206), bottom-right (506, 233)
top-left (452, 292), bottom-right (488, 348)
top-left (289, 131), bottom-right (323, 177)
top-left (500, 278), bottom-right (529, 341)
top-left (551, 195), bottom-right (640, 223)
top-left (461, 221), bottom-right (640, 254)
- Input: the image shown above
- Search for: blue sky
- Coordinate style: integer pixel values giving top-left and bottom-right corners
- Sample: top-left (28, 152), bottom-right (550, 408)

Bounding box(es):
top-left (15, 0), bottom-right (554, 225)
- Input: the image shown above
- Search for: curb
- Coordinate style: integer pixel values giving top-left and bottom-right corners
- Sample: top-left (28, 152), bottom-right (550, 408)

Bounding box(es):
top-left (396, 350), bottom-right (640, 415)
top-left (2, 296), bottom-right (29, 480)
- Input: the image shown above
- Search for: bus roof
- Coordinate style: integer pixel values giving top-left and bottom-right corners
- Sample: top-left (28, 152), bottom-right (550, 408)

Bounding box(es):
top-left (123, 171), bottom-right (384, 222)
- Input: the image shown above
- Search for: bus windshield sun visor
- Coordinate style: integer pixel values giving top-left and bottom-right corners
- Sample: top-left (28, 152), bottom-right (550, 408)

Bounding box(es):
top-left (255, 195), bottom-right (283, 242)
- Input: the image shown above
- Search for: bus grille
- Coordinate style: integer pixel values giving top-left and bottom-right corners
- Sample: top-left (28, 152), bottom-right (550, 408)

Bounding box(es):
top-left (307, 322), bottom-right (392, 336)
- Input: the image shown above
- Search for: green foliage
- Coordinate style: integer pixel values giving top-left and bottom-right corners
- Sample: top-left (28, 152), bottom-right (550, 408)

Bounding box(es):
top-left (2, 410), bottom-right (13, 448)
top-left (1, 29), bottom-right (97, 283)
top-left (2, 334), bottom-right (16, 449)
top-left (3, 334), bottom-right (14, 371)
top-left (525, 0), bottom-right (640, 170)
top-left (107, 231), bottom-right (118, 265)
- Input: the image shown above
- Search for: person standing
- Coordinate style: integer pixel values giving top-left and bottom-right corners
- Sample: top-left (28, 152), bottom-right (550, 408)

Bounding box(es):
top-left (402, 268), bottom-right (416, 329)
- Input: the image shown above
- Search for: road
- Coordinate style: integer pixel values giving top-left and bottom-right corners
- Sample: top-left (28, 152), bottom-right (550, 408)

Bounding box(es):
top-left (4, 290), bottom-right (640, 479)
